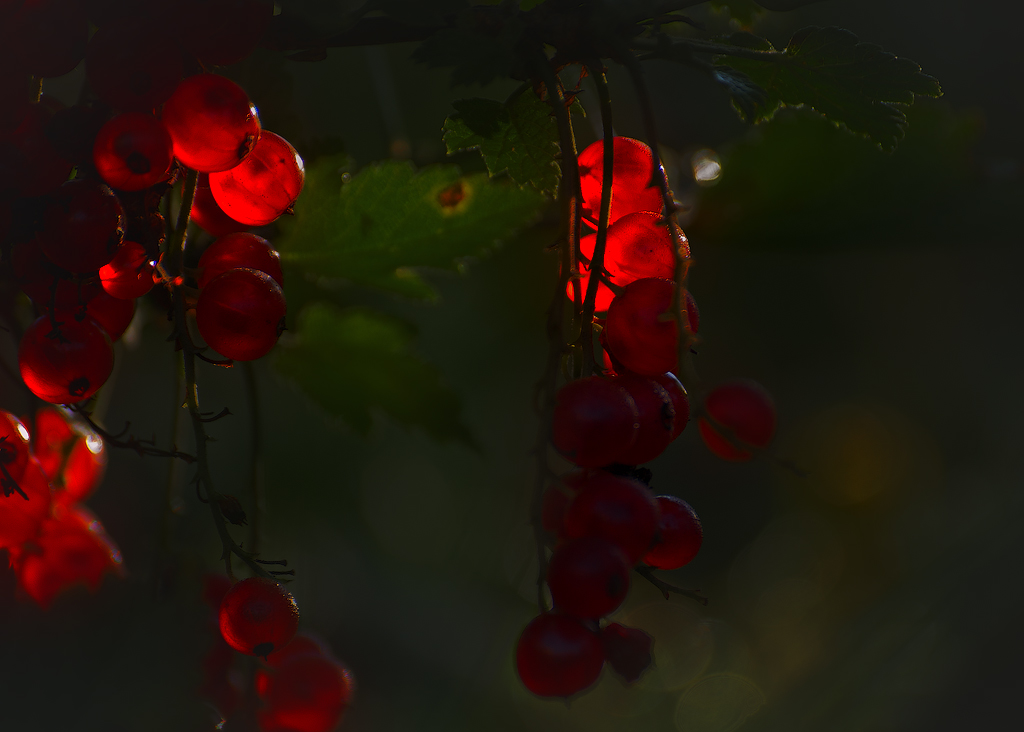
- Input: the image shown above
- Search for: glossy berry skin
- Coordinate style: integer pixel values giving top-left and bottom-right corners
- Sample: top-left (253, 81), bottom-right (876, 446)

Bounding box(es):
top-left (604, 277), bottom-right (678, 377)
top-left (644, 496), bottom-right (702, 570)
top-left (578, 137), bottom-right (663, 225)
top-left (699, 379), bottom-right (777, 461)
top-left (93, 112), bottom-right (173, 191)
top-left (198, 232), bottom-right (283, 288)
top-left (547, 536), bottom-right (631, 619)
top-left (209, 131), bottom-right (304, 226)
top-left (653, 372), bottom-right (690, 440)
top-left (39, 179), bottom-right (126, 273)
top-left (601, 623), bottom-right (654, 683)
top-left (162, 74), bottom-right (261, 173)
top-left (219, 577), bottom-right (299, 657)
top-left (516, 613), bottom-right (604, 698)
top-left (179, 0), bottom-right (275, 66)
top-left (258, 654), bottom-right (355, 732)
top-left (33, 407), bottom-right (107, 502)
top-left (191, 173), bottom-right (249, 236)
top-left (551, 376), bottom-right (638, 468)
top-left (563, 472), bottom-right (659, 565)
top-left (86, 18), bottom-right (183, 112)
top-left (0, 457), bottom-right (52, 550)
top-left (196, 268), bottom-right (286, 361)
top-left (0, 411), bottom-right (33, 485)
top-left (19, 315), bottom-right (114, 404)
top-left (99, 240), bottom-right (155, 299)
top-left (613, 374), bottom-right (675, 465)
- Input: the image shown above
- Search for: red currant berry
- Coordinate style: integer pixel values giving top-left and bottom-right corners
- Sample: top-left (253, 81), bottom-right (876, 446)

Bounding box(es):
top-left (86, 17), bottom-right (183, 112)
top-left (161, 74), bottom-right (261, 173)
top-left (604, 277), bottom-right (678, 377)
top-left (39, 179), bottom-right (126, 273)
top-left (551, 376), bottom-right (639, 468)
top-left (32, 406), bottom-right (76, 482)
top-left (258, 654), bottom-right (354, 732)
top-left (653, 372), bottom-right (690, 440)
top-left (60, 430), bottom-right (107, 503)
top-left (8, 0), bottom-right (88, 78)
top-left (219, 577), bottom-right (299, 657)
top-left (18, 315), bottom-right (114, 404)
top-left (578, 137), bottom-right (663, 225)
top-left (563, 471), bottom-right (659, 565)
top-left (541, 475), bottom-right (585, 539)
top-left (604, 212), bottom-right (685, 282)
top-left (613, 374), bottom-right (675, 465)
top-left (547, 536), bottom-right (631, 618)
top-left (191, 172), bottom-right (248, 236)
top-left (209, 131), bottom-right (304, 226)
top-left (0, 457), bottom-right (52, 550)
top-left (99, 240), bottom-right (155, 300)
top-left (198, 232), bottom-right (282, 288)
top-left (0, 410), bottom-right (33, 484)
top-left (698, 379), bottom-right (777, 461)
top-left (6, 100), bottom-right (73, 196)
top-left (601, 622), bottom-right (654, 683)
top-left (195, 268), bottom-right (286, 361)
top-left (515, 613), bottom-right (604, 698)
top-left (46, 279), bottom-right (135, 341)
top-left (179, 0), bottom-right (274, 66)
top-left (93, 112), bottom-right (173, 191)
top-left (644, 496), bottom-right (702, 570)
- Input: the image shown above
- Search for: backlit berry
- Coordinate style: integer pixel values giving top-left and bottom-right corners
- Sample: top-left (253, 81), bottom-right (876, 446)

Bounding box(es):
top-left (19, 315), bottom-right (114, 404)
top-left (0, 411), bottom-right (33, 485)
top-left (258, 654), bottom-right (355, 732)
top-left (515, 613), bottom-right (604, 698)
top-left (190, 172), bottom-right (249, 236)
top-left (99, 240), bottom-right (155, 299)
top-left (644, 496), bottom-right (702, 570)
top-left (198, 232), bottom-right (283, 288)
top-left (578, 137), bottom-right (663, 225)
top-left (93, 112), bottom-right (174, 191)
top-left (0, 457), bottom-right (52, 549)
top-left (195, 268), bottom-right (286, 361)
top-left (209, 131), bottom-right (304, 226)
top-left (219, 577), bottom-right (300, 657)
top-left (547, 536), bottom-right (631, 618)
top-left (551, 376), bottom-right (639, 468)
top-left (699, 379), bottom-right (777, 461)
top-left (604, 277), bottom-right (678, 377)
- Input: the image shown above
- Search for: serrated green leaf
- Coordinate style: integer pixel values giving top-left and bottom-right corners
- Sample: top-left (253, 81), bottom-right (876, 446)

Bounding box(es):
top-left (276, 155), bottom-right (546, 298)
top-left (274, 304), bottom-right (475, 443)
top-left (717, 26), bottom-right (942, 151)
top-left (442, 89), bottom-right (560, 195)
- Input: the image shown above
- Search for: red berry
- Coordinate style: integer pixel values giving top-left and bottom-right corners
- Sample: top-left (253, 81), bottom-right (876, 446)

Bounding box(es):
top-left (257, 633), bottom-right (331, 697)
top-left (45, 279), bottom-right (135, 341)
top-left (551, 376), bottom-right (639, 468)
top-left (547, 536), bottom-right (631, 618)
top-left (601, 623), bottom-right (654, 683)
top-left (31, 406), bottom-right (106, 502)
top-left (258, 654), bottom-right (354, 732)
top-left (612, 374), bottom-right (676, 465)
top-left (568, 233), bottom-right (614, 311)
top-left (563, 471), bottom-right (659, 565)
top-left (0, 410), bottom-right (33, 485)
top-left (32, 406), bottom-right (76, 481)
top-left (209, 131), bottom-right (304, 226)
top-left (515, 613), bottom-right (604, 698)
top-left (644, 496), bottom-right (702, 570)
top-left (19, 315), bottom-right (114, 404)
top-left (86, 17), bottom-right (183, 112)
top-left (653, 372), bottom-right (690, 440)
top-left (6, 100), bottom-right (72, 196)
top-left (39, 179), bottom-right (126, 273)
top-left (60, 431), bottom-right (107, 503)
top-left (0, 457), bottom-right (52, 550)
top-left (7, 0), bottom-right (88, 78)
top-left (219, 577), bottom-right (299, 657)
top-left (699, 379), bottom-right (776, 461)
top-left (161, 74), bottom-right (261, 173)
top-left (195, 268), bottom-right (286, 361)
top-left (197, 232), bottom-right (282, 288)
top-left (190, 172), bottom-right (248, 236)
top-left (541, 475), bottom-right (585, 538)
top-left (603, 212), bottom-right (685, 284)
top-left (93, 112), bottom-right (174, 191)
top-left (577, 137), bottom-right (663, 225)
top-left (604, 277), bottom-right (678, 377)
top-left (99, 240), bottom-right (155, 299)
top-left (179, 0), bottom-right (274, 66)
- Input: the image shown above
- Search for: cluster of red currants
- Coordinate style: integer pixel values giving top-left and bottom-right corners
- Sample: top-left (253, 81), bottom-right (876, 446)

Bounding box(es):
top-left (202, 575), bottom-right (355, 732)
top-left (1, 0), bottom-right (302, 403)
top-left (0, 406), bottom-right (120, 607)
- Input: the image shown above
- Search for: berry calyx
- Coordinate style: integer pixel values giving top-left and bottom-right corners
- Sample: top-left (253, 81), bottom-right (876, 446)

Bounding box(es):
top-left (195, 268), bottom-right (287, 361)
top-left (643, 496), bottom-right (702, 570)
top-left (551, 376), bottom-right (639, 468)
top-left (698, 379), bottom-right (777, 461)
top-left (209, 130), bottom-right (304, 226)
top-left (218, 577), bottom-right (300, 657)
top-left (18, 315), bottom-right (114, 404)
top-left (547, 536), bottom-right (631, 618)
top-left (515, 613), bottom-right (604, 698)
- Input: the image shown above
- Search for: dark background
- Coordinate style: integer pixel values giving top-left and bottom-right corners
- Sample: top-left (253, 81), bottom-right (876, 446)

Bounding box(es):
top-left (1, 1), bottom-right (1022, 730)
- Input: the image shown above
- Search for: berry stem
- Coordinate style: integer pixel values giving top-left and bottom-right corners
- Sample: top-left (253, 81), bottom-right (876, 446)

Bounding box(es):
top-left (580, 61), bottom-right (615, 377)
top-left (635, 565), bottom-right (707, 605)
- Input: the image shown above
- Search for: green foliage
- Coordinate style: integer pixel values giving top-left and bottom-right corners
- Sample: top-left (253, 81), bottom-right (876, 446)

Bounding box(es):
top-left (711, 0), bottom-right (764, 27)
top-left (276, 154), bottom-right (546, 297)
top-left (275, 304), bottom-right (475, 443)
top-left (717, 27), bottom-right (942, 151)
top-left (442, 88), bottom-right (560, 195)
top-left (411, 8), bottom-right (527, 86)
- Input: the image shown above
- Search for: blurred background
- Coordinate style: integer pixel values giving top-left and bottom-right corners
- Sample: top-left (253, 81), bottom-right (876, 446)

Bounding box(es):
top-left (1, 0), bottom-right (1022, 730)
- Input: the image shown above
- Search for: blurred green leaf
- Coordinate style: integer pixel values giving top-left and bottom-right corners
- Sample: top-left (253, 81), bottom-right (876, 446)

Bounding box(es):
top-left (277, 154), bottom-right (546, 298)
top-left (718, 26), bottom-right (942, 151)
top-left (711, 0), bottom-right (764, 26)
top-left (275, 304), bottom-right (475, 443)
top-left (442, 89), bottom-right (560, 195)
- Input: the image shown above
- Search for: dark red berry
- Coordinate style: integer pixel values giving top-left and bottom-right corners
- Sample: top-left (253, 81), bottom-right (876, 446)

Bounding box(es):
top-left (99, 240), bottom-right (155, 299)
top-left (86, 17), bottom-right (182, 112)
top-left (191, 172), bottom-right (248, 235)
top-left (0, 411), bottom-right (33, 484)
top-left (0, 456), bottom-right (52, 550)
top-left (578, 137), bottom-right (663, 225)
top-left (7, 0), bottom-right (88, 78)
top-left (258, 654), bottom-right (355, 732)
top-left (604, 277), bottom-right (677, 377)
top-left (653, 372), bottom-right (690, 440)
top-left (209, 131), bottom-right (303, 226)
top-left (644, 496), bottom-right (702, 570)
top-left (93, 112), bottom-right (174, 191)
top-left (698, 379), bottom-right (777, 461)
top-left (195, 268), bottom-right (286, 361)
top-left (563, 471), bottom-right (659, 565)
top-left (601, 623), bottom-right (654, 683)
top-left (179, 0), bottom-right (274, 66)
top-left (551, 376), bottom-right (638, 468)
top-left (547, 536), bottom-right (631, 618)
top-left (198, 232), bottom-right (282, 288)
top-left (613, 373), bottom-right (675, 465)
top-left (162, 74), bottom-right (261, 173)
top-left (39, 179), bottom-right (125, 273)
top-left (515, 613), bottom-right (604, 698)
top-left (219, 577), bottom-right (299, 657)
top-left (18, 315), bottom-right (114, 404)
top-left (6, 100), bottom-right (72, 196)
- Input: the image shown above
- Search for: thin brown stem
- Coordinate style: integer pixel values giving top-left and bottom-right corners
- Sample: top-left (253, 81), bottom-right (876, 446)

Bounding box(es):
top-left (635, 565), bottom-right (707, 605)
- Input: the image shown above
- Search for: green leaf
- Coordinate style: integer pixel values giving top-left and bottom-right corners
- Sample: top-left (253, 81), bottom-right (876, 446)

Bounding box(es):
top-left (711, 0), bottom-right (764, 27)
top-left (442, 89), bottom-right (560, 195)
top-left (274, 304), bottom-right (475, 443)
top-left (276, 155), bottom-right (546, 298)
top-left (717, 26), bottom-right (942, 151)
